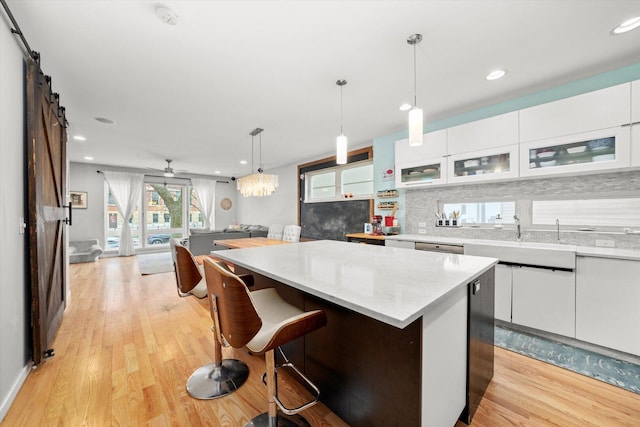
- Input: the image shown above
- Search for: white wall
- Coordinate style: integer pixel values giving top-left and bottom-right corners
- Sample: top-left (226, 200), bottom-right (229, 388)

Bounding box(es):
top-left (0, 14), bottom-right (30, 421)
top-left (235, 162), bottom-right (299, 227)
top-left (68, 162), bottom-right (239, 247)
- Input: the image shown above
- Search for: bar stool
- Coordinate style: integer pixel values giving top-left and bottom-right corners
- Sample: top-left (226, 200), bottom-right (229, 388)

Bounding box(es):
top-left (174, 245), bottom-right (250, 399)
top-left (170, 239), bottom-right (207, 298)
top-left (203, 258), bottom-right (327, 427)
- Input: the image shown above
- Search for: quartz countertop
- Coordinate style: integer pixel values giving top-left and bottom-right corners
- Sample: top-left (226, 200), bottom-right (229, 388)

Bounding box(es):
top-left (214, 240), bottom-right (497, 329)
top-left (385, 234), bottom-right (640, 261)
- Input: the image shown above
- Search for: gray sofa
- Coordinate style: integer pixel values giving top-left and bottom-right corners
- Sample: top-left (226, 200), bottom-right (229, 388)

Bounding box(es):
top-left (187, 225), bottom-right (268, 255)
top-left (69, 239), bottom-right (103, 263)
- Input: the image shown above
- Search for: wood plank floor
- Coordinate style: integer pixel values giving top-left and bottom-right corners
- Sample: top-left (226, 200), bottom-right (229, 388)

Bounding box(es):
top-left (2, 255), bottom-right (639, 426)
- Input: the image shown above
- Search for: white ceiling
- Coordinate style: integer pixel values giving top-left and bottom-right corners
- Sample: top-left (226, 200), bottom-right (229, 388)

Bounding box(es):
top-left (5, 1), bottom-right (640, 178)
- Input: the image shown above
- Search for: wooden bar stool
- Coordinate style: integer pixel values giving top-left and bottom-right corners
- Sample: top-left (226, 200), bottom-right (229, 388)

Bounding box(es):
top-left (174, 244), bottom-right (250, 399)
top-left (203, 258), bottom-right (327, 427)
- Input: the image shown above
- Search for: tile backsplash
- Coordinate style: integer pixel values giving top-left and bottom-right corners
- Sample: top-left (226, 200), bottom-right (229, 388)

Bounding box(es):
top-left (404, 170), bottom-right (640, 250)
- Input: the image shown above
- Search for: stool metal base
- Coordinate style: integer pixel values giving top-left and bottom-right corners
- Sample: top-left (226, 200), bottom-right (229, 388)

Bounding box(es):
top-left (186, 359), bottom-right (249, 399)
top-left (245, 413), bottom-right (310, 427)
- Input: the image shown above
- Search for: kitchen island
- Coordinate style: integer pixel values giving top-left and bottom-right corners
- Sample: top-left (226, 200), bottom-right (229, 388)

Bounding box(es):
top-left (214, 240), bottom-right (497, 426)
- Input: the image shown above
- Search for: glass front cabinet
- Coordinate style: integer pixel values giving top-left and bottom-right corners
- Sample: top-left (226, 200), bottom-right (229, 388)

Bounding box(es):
top-left (447, 144), bottom-right (519, 184)
top-left (396, 157), bottom-right (447, 188)
top-left (519, 127), bottom-right (631, 177)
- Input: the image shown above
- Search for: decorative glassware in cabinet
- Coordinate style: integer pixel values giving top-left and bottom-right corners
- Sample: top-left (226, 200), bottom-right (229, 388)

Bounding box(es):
top-left (528, 136), bottom-right (615, 170)
top-left (453, 153), bottom-right (511, 177)
top-left (399, 163), bottom-right (441, 184)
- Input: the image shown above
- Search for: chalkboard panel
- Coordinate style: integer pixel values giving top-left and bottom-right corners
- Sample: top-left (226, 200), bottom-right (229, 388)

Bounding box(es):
top-left (301, 200), bottom-right (371, 241)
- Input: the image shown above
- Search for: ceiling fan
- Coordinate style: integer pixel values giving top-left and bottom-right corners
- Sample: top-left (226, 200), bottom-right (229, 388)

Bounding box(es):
top-left (146, 159), bottom-right (185, 177)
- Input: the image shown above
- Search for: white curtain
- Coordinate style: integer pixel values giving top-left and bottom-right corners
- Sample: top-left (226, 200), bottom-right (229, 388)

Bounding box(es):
top-left (103, 171), bottom-right (145, 256)
top-left (191, 178), bottom-right (217, 229)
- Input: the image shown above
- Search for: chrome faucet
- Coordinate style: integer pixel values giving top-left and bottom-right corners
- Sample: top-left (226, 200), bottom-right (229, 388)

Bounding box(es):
top-left (513, 215), bottom-right (521, 241)
top-left (556, 219), bottom-right (560, 243)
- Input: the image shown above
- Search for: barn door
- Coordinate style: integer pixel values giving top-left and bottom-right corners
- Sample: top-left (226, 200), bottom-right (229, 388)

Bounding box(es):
top-left (26, 56), bottom-right (69, 365)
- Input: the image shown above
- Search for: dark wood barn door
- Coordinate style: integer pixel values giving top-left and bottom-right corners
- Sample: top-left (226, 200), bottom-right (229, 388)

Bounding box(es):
top-left (26, 57), bottom-right (68, 365)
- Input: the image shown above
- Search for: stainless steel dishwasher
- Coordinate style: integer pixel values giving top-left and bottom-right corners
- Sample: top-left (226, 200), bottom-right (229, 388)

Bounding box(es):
top-left (415, 242), bottom-right (464, 254)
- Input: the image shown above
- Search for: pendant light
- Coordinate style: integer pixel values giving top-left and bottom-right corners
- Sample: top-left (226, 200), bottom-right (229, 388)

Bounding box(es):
top-left (336, 79), bottom-right (348, 165)
top-left (407, 34), bottom-right (423, 147)
top-left (236, 128), bottom-right (279, 197)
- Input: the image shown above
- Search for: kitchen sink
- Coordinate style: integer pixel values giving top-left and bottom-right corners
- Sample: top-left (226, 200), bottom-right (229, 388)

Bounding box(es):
top-left (464, 241), bottom-right (576, 269)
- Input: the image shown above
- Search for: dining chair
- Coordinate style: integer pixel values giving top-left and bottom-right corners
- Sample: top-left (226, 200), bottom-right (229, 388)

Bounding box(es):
top-left (282, 225), bottom-right (301, 243)
top-left (267, 224), bottom-right (284, 240)
top-left (173, 244), bottom-right (251, 399)
top-left (203, 258), bottom-right (327, 426)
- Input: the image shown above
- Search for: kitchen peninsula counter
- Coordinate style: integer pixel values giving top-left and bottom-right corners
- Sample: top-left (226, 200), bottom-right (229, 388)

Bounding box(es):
top-left (215, 240), bottom-right (497, 426)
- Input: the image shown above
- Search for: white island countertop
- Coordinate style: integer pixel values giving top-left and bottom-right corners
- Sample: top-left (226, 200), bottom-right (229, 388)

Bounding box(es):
top-left (214, 240), bottom-right (497, 329)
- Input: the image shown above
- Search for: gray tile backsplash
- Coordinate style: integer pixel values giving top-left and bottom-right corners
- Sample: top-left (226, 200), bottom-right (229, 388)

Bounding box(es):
top-left (404, 170), bottom-right (640, 250)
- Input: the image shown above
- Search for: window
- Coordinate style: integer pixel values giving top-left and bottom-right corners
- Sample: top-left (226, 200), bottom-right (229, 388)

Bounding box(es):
top-left (105, 178), bottom-right (196, 250)
top-left (441, 200), bottom-right (516, 224)
top-left (305, 161), bottom-right (373, 202)
top-left (532, 197), bottom-right (640, 229)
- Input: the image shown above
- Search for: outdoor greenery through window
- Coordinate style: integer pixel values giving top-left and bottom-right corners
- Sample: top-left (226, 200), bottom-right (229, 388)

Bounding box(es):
top-left (105, 178), bottom-right (206, 250)
top-left (306, 160), bottom-right (373, 202)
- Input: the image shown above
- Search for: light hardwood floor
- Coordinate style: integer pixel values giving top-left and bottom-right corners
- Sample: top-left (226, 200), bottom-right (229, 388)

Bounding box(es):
top-left (2, 255), bottom-right (639, 426)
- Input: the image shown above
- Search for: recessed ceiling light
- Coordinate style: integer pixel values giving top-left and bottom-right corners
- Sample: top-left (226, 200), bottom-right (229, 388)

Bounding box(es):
top-left (214, 170), bottom-right (221, 174)
top-left (94, 117), bottom-right (115, 124)
top-left (240, 160), bottom-right (248, 165)
top-left (73, 135), bottom-right (86, 141)
top-left (84, 156), bottom-right (94, 161)
top-left (486, 69), bottom-right (507, 81)
top-left (398, 103), bottom-right (413, 111)
top-left (611, 16), bottom-right (640, 35)
top-left (155, 6), bottom-right (178, 26)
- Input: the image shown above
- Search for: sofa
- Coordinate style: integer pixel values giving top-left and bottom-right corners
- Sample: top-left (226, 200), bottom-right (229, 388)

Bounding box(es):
top-left (69, 239), bottom-right (103, 263)
top-left (187, 225), bottom-right (268, 255)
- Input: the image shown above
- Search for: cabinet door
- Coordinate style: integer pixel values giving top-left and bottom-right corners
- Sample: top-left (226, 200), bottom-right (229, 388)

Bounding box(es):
top-left (395, 129), bottom-right (447, 164)
top-left (519, 126), bottom-right (631, 178)
top-left (632, 79), bottom-right (640, 123)
top-left (519, 83), bottom-right (631, 143)
top-left (448, 111), bottom-right (518, 155)
top-left (576, 257), bottom-right (640, 356)
top-left (633, 124), bottom-right (640, 167)
top-left (512, 266), bottom-right (575, 337)
top-left (396, 157), bottom-right (447, 188)
top-left (494, 264), bottom-right (512, 322)
top-left (447, 144), bottom-right (519, 184)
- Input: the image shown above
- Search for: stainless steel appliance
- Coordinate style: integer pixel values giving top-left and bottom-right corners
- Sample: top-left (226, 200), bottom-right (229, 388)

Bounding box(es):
top-left (415, 242), bottom-right (464, 254)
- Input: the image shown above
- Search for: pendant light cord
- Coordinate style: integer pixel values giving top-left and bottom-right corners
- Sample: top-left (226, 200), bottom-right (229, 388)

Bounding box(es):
top-left (413, 41), bottom-right (417, 106)
top-left (340, 84), bottom-right (344, 135)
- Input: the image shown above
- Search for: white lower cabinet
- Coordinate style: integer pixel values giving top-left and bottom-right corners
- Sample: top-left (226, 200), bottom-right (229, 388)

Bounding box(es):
top-left (511, 266), bottom-right (576, 337)
top-left (494, 264), bottom-right (512, 322)
top-left (576, 257), bottom-right (640, 356)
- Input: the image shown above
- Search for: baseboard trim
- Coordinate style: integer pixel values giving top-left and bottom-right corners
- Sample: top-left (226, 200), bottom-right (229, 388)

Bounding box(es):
top-left (0, 362), bottom-right (32, 422)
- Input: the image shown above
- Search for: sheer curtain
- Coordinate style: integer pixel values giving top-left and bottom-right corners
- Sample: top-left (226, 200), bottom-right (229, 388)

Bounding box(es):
top-left (191, 178), bottom-right (217, 229)
top-left (103, 171), bottom-right (144, 256)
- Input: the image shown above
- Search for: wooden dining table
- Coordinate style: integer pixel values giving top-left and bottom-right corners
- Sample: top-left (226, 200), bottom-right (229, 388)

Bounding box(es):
top-left (213, 237), bottom-right (292, 249)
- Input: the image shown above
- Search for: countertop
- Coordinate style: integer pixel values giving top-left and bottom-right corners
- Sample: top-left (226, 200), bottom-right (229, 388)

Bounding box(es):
top-left (385, 234), bottom-right (640, 261)
top-left (213, 240), bottom-right (497, 329)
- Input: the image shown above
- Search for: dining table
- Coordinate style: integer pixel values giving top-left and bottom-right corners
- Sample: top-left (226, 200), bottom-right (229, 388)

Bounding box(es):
top-left (213, 236), bottom-right (292, 249)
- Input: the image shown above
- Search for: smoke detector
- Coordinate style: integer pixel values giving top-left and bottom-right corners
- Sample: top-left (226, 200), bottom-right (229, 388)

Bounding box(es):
top-left (155, 5), bottom-right (178, 26)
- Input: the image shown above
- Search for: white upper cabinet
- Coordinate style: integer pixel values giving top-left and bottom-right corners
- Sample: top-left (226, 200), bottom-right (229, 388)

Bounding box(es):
top-left (395, 129), bottom-right (447, 164)
top-left (633, 124), bottom-right (640, 167)
top-left (632, 79), bottom-right (640, 123)
top-left (519, 126), bottom-right (631, 177)
top-left (632, 80), bottom-right (640, 167)
top-left (447, 111), bottom-right (518, 155)
top-left (519, 83), bottom-right (631, 143)
top-left (447, 144), bottom-right (519, 184)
